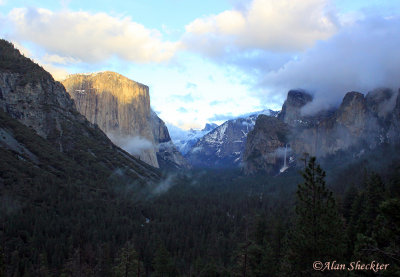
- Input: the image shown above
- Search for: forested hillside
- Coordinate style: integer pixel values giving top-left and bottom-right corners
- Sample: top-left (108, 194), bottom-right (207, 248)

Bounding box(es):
top-left (2, 132), bottom-right (400, 275)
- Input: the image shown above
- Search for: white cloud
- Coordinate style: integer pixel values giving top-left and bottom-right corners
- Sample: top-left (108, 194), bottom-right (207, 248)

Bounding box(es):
top-left (8, 7), bottom-right (180, 63)
top-left (183, 0), bottom-right (338, 57)
top-left (40, 63), bottom-right (69, 81)
top-left (187, 10), bottom-right (246, 35)
top-left (107, 134), bottom-right (153, 156)
top-left (42, 54), bottom-right (80, 65)
top-left (259, 16), bottom-right (400, 114)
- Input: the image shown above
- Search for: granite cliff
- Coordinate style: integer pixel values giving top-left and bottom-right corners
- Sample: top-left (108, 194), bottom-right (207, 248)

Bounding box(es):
top-left (62, 72), bottom-right (158, 166)
top-left (0, 39), bottom-right (160, 183)
top-left (151, 110), bottom-right (190, 169)
top-left (243, 88), bottom-right (400, 174)
top-left (277, 89), bottom-right (313, 127)
top-left (62, 72), bottom-right (188, 169)
top-left (243, 115), bottom-right (289, 174)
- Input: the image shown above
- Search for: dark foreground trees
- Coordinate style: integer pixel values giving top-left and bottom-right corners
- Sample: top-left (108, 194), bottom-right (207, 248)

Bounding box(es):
top-left (282, 157), bottom-right (345, 276)
top-left (2, 153), bottom-right (400, 276)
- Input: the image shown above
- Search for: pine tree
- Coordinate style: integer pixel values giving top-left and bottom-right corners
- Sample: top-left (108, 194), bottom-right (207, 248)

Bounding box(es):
top-left (199, 262), bottom-right (228, 277)
top-left (250, 217), bottom-right (276, 277)
top-left (282, 157), bottom-right (345, 276)
top-left (113, 243), bottom-right (142, 277)
top-left (247, 243), bottom-right (275, 277)
top-left (365, 173), bottom-right (385, 227)
top-left (342, 185), bottom-right (358, 224)
top-left (38, 252), bottom-right (50, 277)
top-left (153, 243), bottom-right (175, 277)
top-left (0, 245), bottom-right (5, 277)
top-left (232, 217), bottom-right (276, 277)
top-left (352, 198), bottom-right (400, 275)
top-left (374, 198), bottom-right (400, 274)
top-left (350, 173), bottom-right (386, 263)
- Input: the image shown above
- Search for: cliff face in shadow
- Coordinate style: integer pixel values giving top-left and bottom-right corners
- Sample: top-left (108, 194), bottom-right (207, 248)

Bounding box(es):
top-left (244, 88), bottom-right (400, 174)
top-left (150, 110), bottom-right (191, 169)
top-left (243, 115), bottom-right (289, 174)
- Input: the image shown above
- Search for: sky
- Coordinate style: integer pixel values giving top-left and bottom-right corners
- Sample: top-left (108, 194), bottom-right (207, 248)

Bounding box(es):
top-left (1, 0), bottom-right (399, 130)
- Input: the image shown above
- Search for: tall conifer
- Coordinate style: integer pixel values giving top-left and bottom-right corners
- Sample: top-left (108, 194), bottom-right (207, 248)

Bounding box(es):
top-left (282, 157), bottom-right (345, 276)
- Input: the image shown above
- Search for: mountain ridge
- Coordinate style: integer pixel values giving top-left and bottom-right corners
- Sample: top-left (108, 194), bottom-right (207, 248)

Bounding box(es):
top-left (244, 88), bottom-right (400, 174)
top-left (185, 109), bottom-right (277, 168)
top-left (0, 39), bottom-right (160, 182)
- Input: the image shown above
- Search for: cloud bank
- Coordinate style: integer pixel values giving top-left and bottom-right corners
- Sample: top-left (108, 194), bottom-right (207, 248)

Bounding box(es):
top-left (2, 0), bottom-right (400, 121)
top-left (259, 16), bottom-right (400, 113)
top-left (183, 0), bottom-right (337, 58)
top-left (7, 7), bottom-right (179, 63)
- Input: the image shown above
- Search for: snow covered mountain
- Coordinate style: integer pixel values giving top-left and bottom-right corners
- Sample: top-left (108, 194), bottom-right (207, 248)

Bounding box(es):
top-left (185, 109), bottom-right (278, 168)
top-left (167, 123), bottom-right (218, 155)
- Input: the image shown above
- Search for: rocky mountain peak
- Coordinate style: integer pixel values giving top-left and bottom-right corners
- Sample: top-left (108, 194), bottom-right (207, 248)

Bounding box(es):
top-left (336, 91), bottom-right (368, 137)
top-left (63, 71), bottom-right (189, 169)
top-left (286, 89), bottom-right (313, 106)
top-left (243, 88), bottom-right (400, 174)
top-left (202, 123), bottom-right (218, 132)
top-left (243, 115), bottom-right (289, 174)
top-left (278, 89), bottom-right (313, 126)
top-left (0, 39), bottom-right (160, 182)
top-left (186, 114), bottom-right (260, 168)
top-left (64, 71), bottom-right (149, 104)
top-left (63, 72), bottom-right (157, 166)
top-left (150, 110), bottom-right (191, 169)
top-left (151, 110), bottom-right (171, 143)
top-left (340, 91), bottom-right (365, 107)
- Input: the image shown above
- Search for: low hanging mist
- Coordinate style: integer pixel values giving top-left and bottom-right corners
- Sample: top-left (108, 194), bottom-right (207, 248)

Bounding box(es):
top-left (260, 16), bottom-right (400, 115)
top-left (107, 133), bottom-right (153, 156)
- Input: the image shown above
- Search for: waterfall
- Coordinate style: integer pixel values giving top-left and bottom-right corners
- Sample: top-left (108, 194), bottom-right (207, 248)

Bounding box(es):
top-left (283, 144), bottom-right (287, 168)
top-left (280, 144), bottom-right (289, 173)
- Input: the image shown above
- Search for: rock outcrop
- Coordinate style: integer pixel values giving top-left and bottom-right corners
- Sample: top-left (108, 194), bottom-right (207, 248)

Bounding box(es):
top-left (277, 89), bottom-right (312, 127)
top-left (0, 72), bottom-right (75, 144)
top-left (186, 118), bottom-right (250, 168)
top-left (291, 91), bottom-right (381, 157)
top-left (0, 39), bottom-right (160, 182)
top-left (336, 92), bottom-right (369, 137)
top-left (62, 72), bottom-right (159, 167)
top-left (367, 88), bottom-right (400, 142)
top-left (244, 88), bottom-right (400, 174)
top-left (186, 111), bottom-right (276, 168)
top-left (243, 115), bottom-right (289, 174)
top-left (151, 110), bottom-right (191, 169)
top-left (62, 72), bottom-right (188, 169)
top-left (388, 89), bottom-right (400, 141)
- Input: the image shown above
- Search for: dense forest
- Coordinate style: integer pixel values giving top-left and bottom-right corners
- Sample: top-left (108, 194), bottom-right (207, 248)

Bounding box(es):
top-left (1, 132), bottom-right (400, 276)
